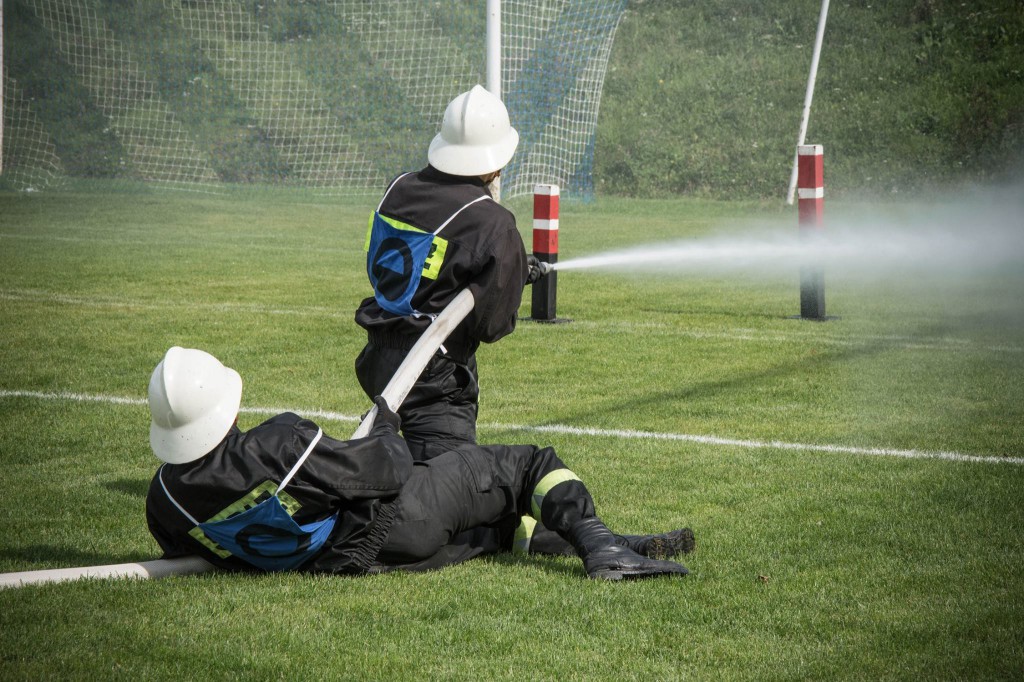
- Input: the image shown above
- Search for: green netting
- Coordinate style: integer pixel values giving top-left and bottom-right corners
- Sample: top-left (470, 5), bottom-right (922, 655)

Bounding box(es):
top-left (1, 0), bottom-right (626, 199)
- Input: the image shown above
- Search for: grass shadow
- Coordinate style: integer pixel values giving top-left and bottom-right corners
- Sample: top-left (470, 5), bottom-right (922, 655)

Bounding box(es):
top-left (0, 545), bottom-right (161, 569)
top-left (548, 325), bottom-right (948, 428)
top-left (103, 478), bottom-right (150, 499)
top-left (477, 551), bottom-right (584, 579)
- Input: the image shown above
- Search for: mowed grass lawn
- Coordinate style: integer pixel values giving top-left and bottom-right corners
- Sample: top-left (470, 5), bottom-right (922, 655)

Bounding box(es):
top-left (1, 188), bottom-right (1022, 680)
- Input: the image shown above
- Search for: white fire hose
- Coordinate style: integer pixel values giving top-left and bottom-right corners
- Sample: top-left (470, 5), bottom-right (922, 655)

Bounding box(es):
top-left (0, 289), bottom-right (475, 589)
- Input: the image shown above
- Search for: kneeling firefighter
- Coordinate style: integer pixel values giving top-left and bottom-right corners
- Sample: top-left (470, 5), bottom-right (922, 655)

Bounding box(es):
top-left (356, 84), bottom-right (549, 462)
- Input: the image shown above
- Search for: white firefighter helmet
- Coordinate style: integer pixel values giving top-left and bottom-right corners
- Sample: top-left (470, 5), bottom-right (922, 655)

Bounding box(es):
top-left (148, 346), bottom-right (243, 464)
top-left (427, 85), bottom-right (519, 177)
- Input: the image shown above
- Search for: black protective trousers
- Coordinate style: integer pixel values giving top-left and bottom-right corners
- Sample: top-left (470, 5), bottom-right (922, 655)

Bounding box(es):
top-left (374, 443), bottom-right (593, 572)
top-left (355, 343), bottom-right (479, 461)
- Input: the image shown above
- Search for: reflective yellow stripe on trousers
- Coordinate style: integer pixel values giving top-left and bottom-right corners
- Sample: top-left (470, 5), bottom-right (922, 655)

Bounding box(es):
top-left (530, 469), bottom-right (582, 519)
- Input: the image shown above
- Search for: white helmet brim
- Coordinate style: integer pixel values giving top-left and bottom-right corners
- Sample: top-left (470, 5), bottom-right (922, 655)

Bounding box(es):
top-left (148, 347), bottom-right (243, 465)
top-left (428, 126), bottom-right (519, 177)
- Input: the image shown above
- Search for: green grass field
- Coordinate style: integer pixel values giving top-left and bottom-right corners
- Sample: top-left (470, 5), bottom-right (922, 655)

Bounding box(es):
top-left (1, 188), bottom-right (1023, 680)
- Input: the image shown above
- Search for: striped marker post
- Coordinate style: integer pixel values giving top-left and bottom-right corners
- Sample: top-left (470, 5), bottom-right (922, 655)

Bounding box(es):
top-left (530, 184), bottom-right (569, 323)
top-left (798, 145), bottom-right (827, 320)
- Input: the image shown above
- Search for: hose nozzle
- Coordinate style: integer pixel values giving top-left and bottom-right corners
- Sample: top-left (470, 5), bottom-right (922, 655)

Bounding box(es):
top-left (538, 261), bottom-right (556, 276)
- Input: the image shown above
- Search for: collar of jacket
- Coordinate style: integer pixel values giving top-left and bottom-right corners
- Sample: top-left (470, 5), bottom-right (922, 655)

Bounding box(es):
top-left (421, 165), bottom-right (492, 193)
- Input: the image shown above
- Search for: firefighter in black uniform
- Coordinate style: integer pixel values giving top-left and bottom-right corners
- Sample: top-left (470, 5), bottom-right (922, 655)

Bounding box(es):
top-left (145, 347), bottom-right (694, 579)
top-left (356, 85), bottom-right (547, 462)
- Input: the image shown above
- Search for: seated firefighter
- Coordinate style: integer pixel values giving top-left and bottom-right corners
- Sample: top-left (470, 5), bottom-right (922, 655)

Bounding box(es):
top-left (144, 347), bottom-right (695, 580)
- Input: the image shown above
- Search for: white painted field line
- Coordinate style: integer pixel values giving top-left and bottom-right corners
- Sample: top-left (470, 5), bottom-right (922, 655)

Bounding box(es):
top-left (0, 288), bottom-right (349, 319)
top-left (2, 389), bottom-right (1021, 467)
top-left (0, 231), bottom-right (349, 254)
top-left (491, 422), bottom-right (1024, 466)
top-left (0, 390), bottom-right (359, 422)
top-left (0, 390), bottom-right (149, 407)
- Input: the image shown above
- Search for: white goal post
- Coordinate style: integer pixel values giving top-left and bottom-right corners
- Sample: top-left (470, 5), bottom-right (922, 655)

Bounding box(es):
top-left (1, 0), bottom-right (5, 175)
top-left (786, 0), bottom-right (830, 205)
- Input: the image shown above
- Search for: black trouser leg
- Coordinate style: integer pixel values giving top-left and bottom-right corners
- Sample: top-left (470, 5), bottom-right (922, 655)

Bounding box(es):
top-left (375, 443), bottom-right (688, 579)
top-left (355, 343), bottom-right (479, 461)
top-left (376, 443), bottom-right (593, 570)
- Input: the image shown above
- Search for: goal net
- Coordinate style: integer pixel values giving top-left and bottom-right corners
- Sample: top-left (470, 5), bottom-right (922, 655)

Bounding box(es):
top-left (1, 0), bottom-right (627, 200)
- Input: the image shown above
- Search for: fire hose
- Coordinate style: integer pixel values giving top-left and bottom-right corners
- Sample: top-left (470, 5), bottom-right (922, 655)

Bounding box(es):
top-left (0, 289), bottom-right (475, 589)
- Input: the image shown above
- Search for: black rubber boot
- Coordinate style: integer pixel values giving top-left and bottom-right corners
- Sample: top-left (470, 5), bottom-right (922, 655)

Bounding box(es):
top-left (529, 525), bottom-right (696, 560)
top-left (567, 518), bottom-right (689, 581)
top-left (527, 524), bottom-right (578, 556)
top-left (618, 528), bottom-right (695, 559)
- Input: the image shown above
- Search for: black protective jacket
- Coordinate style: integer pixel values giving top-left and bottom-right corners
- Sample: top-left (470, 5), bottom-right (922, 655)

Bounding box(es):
top-left (145, 413), bottom-right (413, 574)
top-left (355, 165), bottom-right (529, 362)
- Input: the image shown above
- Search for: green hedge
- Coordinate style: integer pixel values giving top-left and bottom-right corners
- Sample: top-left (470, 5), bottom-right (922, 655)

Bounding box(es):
top-left (597, 0), bottom-right (1024, 199)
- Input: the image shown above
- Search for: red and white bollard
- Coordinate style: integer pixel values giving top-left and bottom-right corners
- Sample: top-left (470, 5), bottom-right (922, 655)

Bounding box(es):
top-left (798, 145), bottom-right (827, 320)
top-left (530, 184), bottom-right (568, 323)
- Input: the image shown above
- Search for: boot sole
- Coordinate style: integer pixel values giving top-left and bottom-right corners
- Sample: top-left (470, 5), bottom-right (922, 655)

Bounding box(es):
top-left (645, 528), bottom-right (695, 559)
top-left (589, 567), bottom-right (689, 581)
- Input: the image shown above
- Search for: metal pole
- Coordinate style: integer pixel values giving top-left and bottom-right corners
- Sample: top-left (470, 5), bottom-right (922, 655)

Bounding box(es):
top-left (1, 0), bottom-right (5, 175)
top-left (786, 0), bottom-right (830, 205)
top-left (485, 0), bottom-right (501, 100)
top-left (485, 0), bottom-right (502, 201)
top-left (529, 184), bottom-right (570, 323)
top-left (798, 145), bottom-right (826, 319)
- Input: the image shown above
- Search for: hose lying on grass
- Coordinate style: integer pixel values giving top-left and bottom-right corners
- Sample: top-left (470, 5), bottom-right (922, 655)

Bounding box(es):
top-left (0, 289), bottom-right (476, 589)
